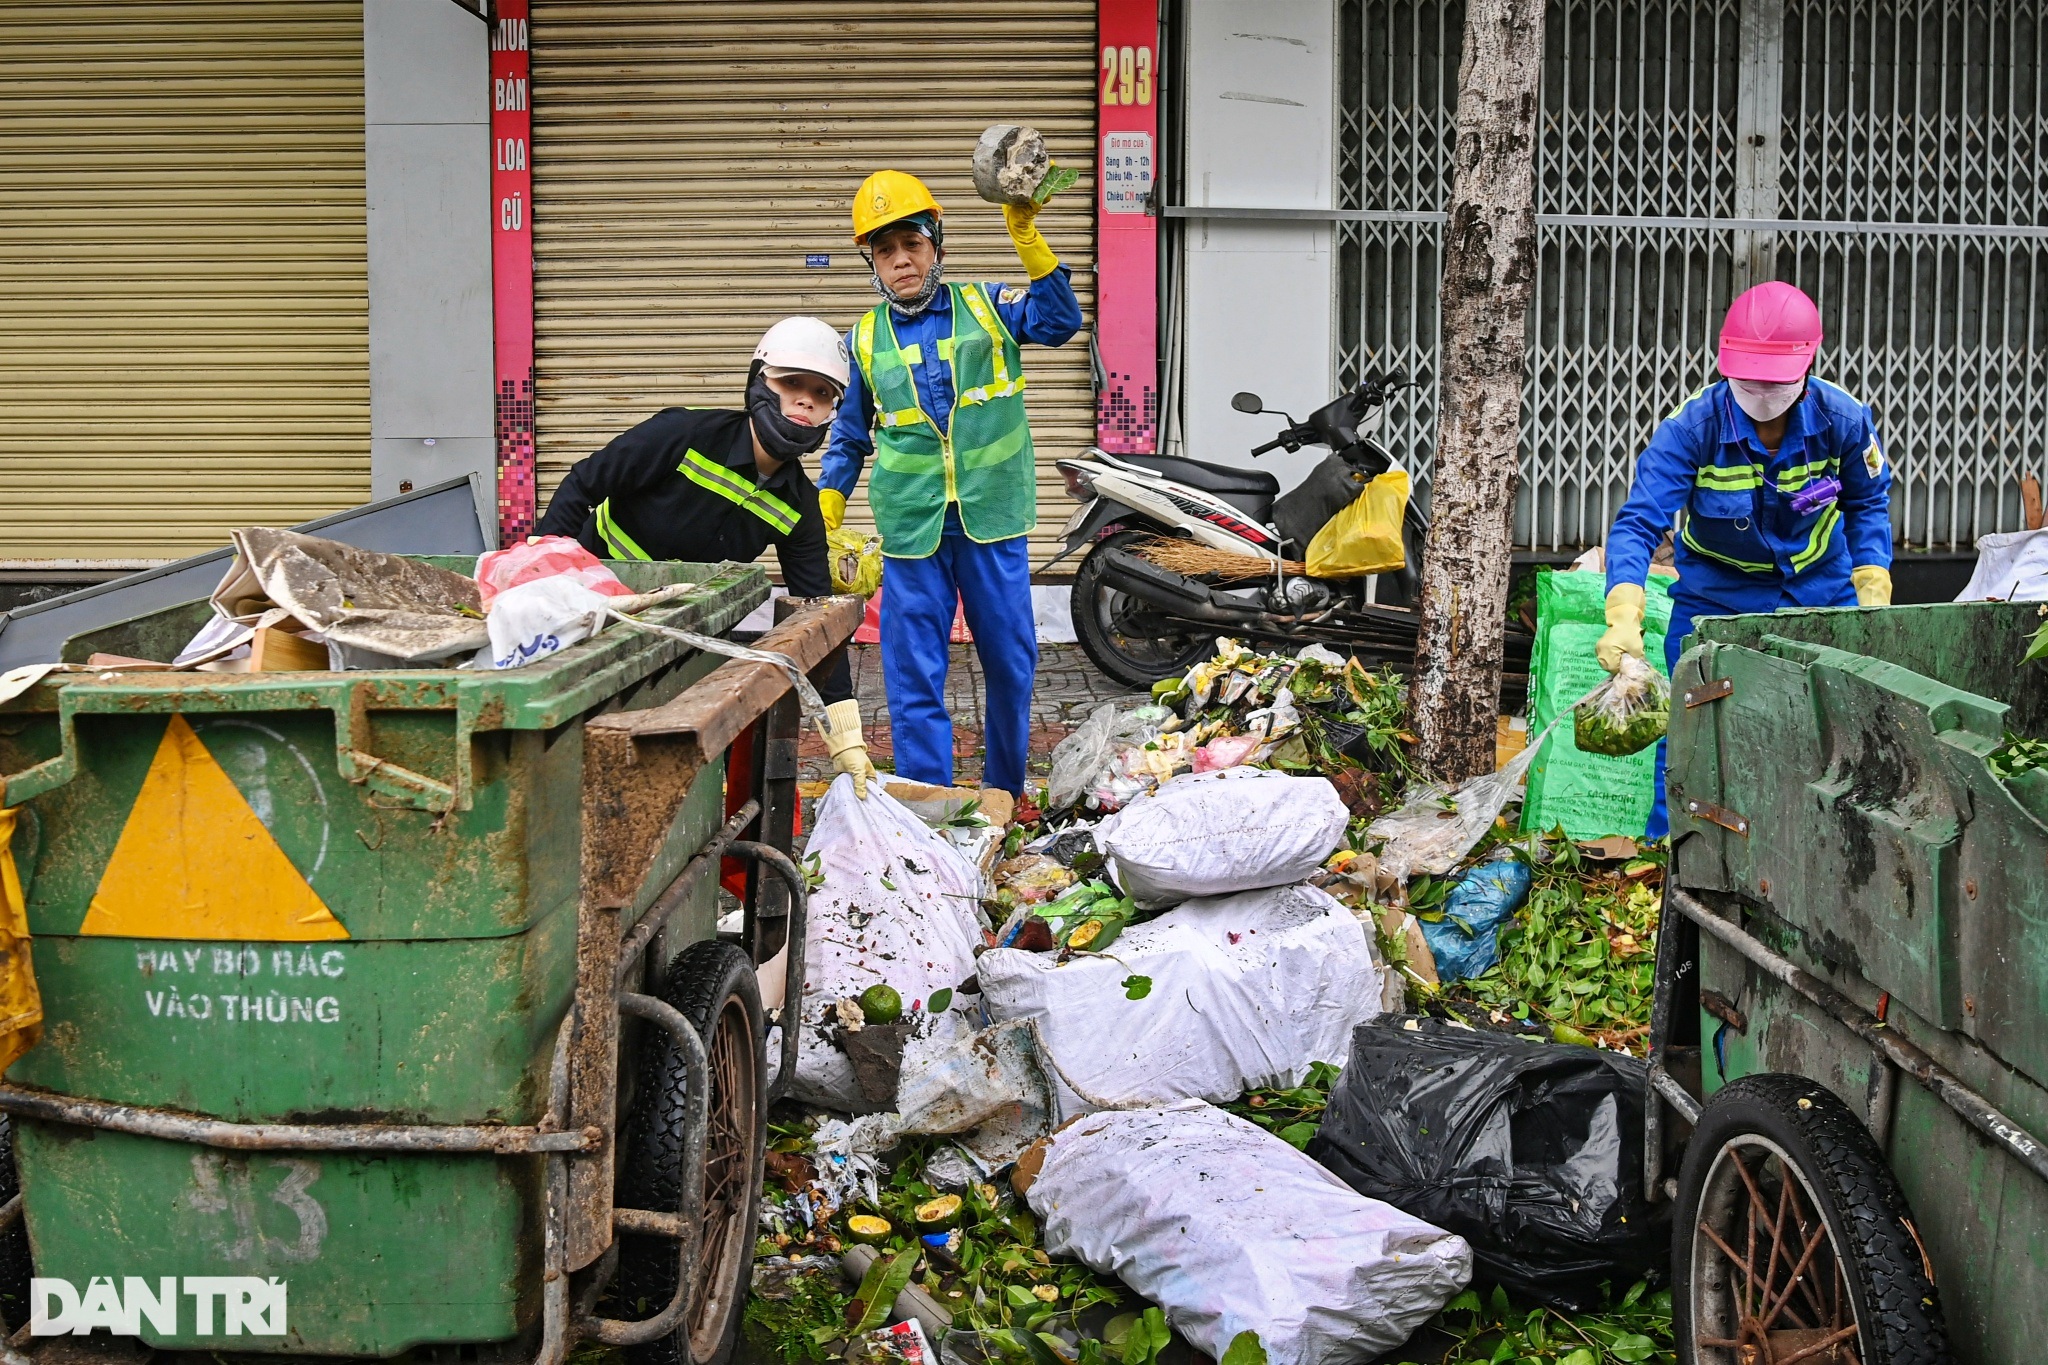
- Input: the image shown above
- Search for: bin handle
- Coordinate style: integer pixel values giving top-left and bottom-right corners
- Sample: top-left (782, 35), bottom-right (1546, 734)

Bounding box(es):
top-left (332, 680), bottom-right (475, 814)
top-left (0, 680), bottom-right (476, 814)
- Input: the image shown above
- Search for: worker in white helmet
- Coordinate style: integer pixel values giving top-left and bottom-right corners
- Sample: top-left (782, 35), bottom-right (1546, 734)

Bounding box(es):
top-left (538, 316), bottom-right (877, 793)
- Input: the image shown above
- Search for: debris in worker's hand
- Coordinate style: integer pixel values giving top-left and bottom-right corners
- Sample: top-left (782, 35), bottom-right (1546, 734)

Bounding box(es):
top-left (1574, 654), bottom-right (1670, 756)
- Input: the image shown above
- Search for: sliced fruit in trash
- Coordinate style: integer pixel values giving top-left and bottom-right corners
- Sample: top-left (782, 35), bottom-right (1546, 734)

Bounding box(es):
top-left (846, 1214), bottom-right (893, 1245)
top-left (914, 1193), bottom-right (964, 1229)
top-left (1066, 918), bottom-right (1106, 950)
top-left (858, 984), bottom-right (903, 1025)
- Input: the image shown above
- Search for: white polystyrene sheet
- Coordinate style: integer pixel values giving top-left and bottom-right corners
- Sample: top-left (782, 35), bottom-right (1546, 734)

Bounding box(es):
top-left (1024, 1103), bottom-right (1472, 1365)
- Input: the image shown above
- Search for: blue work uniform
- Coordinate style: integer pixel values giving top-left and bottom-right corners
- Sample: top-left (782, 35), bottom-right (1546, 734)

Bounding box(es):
top-left (821, 268), bottom-right (1084, 794)
top-left (1606, 377), bottom-right (1893, 835)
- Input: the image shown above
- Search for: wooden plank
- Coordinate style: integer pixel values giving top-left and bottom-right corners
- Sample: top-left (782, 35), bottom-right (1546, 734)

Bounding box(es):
top-left (249, 626), bottom-right (330, 672)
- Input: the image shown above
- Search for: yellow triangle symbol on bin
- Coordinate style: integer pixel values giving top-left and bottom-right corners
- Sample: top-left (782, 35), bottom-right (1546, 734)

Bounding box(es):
top-left (82, 716), bottom-right (349, 940)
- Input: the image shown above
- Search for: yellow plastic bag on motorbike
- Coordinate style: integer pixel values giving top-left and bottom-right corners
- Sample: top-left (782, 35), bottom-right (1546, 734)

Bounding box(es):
top-left (828, 526), bottom-right (884, 597)
top-left (1305, 468), bottom-right (1411, 578)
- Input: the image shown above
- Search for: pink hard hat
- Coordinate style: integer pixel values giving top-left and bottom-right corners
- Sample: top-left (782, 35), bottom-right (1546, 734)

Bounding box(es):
top-left (1717, 282), bottom-right (1822, 382)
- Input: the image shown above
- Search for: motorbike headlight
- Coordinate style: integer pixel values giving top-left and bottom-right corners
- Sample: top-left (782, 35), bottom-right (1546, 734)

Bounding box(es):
top-left (1057, 461), bottom-right (1098, 502)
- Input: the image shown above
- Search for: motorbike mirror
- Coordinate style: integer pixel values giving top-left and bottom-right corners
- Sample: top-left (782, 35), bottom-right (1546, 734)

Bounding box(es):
top-left (1230, 391), bottom-right (1264, 414)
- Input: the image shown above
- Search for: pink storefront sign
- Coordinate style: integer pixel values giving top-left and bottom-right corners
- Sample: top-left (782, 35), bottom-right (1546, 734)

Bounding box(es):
top-left (1095, 0), bottom-right (1159, 454)
top-left (491, 2), bottom-right (536, 543)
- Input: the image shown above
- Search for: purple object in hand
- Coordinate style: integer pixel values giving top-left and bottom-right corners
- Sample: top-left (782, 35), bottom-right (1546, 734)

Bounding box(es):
top-left (1788, 474), bottom-right (1842, 516)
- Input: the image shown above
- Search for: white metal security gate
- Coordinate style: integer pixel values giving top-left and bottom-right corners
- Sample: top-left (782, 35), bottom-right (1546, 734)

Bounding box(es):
top-left (1335, 0), bottom-right (2048, 552)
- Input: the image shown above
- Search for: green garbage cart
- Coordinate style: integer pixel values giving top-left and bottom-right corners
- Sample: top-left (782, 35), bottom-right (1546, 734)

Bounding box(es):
top-left (1649, 598), bottom-right (2048, 1365)
top-left (0, 558), bottom-right (862, 1364)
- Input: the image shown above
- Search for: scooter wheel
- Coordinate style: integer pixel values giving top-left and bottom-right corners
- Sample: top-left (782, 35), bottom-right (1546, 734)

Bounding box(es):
top-left (1071, 530), bottom-right (1218, 689)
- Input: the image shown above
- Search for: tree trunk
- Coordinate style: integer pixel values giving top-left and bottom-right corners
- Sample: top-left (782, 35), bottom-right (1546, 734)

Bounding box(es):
top-left (1408, 0), bottom-right (1546, 782)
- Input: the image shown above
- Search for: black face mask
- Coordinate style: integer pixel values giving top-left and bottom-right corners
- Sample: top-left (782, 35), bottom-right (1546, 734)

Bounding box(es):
top-left (746, 366), bottom-right (830, 463)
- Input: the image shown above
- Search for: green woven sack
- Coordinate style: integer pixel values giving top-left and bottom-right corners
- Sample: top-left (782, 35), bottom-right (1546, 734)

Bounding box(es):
top-left (1521, 569), bottom-right (1674, 839)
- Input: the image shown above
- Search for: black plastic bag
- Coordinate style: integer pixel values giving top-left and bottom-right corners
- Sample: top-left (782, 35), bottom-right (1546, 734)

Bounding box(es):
top-left (1305, 1016), bottom-right (1668, 1310)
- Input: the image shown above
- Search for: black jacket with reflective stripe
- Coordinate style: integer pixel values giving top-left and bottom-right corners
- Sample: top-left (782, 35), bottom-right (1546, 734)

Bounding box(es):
top-left (537, 406), bottom-right (852, 703)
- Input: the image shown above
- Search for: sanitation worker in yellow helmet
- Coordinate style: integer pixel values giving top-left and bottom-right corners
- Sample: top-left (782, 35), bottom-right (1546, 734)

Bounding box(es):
top-left (818, 171), bottom-right (1082, 797)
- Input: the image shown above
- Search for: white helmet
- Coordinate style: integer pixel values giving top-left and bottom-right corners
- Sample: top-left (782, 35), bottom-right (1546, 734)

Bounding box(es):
top-left (753, 316), bottom-right (850, 394)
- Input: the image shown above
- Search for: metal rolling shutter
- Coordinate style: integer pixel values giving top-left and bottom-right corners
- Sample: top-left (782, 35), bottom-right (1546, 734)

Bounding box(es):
top-left (0, 2), bottom-right (370, 564)
top-left (531, 0), bottom-right (1098, 569)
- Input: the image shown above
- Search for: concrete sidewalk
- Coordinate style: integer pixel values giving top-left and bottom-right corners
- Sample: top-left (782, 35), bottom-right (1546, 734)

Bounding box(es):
top-left (797, 642), bottom-right (1149, 790)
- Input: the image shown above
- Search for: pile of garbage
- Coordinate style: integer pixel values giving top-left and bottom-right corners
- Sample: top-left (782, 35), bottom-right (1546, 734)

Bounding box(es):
top-left (1045, 640), bottom-right (1417, 819)
top-left (749, 633), bottom-right (1679, 1363)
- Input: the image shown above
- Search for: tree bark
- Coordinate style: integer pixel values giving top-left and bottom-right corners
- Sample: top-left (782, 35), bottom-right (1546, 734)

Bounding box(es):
top-left (1408, 0), bottom-right (1546, 782)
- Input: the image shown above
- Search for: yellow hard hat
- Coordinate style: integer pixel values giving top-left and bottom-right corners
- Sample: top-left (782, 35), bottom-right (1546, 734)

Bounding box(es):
top-left (852, 170), bottom-right (943, 245)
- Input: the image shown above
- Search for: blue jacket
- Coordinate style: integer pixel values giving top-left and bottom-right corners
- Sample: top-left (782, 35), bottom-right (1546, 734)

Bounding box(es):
top-left (820, 266), bottom-right (1084, 498)
top-left (1606, 377), bottom-right (1893, 595)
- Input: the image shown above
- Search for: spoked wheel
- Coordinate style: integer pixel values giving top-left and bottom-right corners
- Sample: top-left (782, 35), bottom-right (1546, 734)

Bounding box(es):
top-left (1674, 1074), bottom-right (1950, 1365)
top-left (1072, 529), bottom-right (1218, 689)
top-left (615, 940), bottom-right (766, 1365)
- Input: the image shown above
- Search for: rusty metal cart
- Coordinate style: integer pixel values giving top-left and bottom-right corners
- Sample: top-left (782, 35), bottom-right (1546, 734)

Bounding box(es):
top-left (1648, 598), bottom-right (2048, 1365)
top-left (0, 558), bottom-right (861, 1364)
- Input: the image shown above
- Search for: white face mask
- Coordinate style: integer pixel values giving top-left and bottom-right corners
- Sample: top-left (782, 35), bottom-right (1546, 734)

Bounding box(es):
top-left (1728, 377), bottom-right (1806, 422)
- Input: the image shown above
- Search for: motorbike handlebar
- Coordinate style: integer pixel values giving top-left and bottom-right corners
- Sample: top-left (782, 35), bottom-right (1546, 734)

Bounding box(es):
top-left (1248, 436), bottom-right (1288, 457)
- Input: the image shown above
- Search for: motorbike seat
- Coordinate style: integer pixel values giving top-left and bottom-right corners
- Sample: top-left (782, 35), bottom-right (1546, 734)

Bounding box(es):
top-left (1113, 452), bottom-right (1280, 497)
top-left (1110, 453), bottom-right (1280, 523)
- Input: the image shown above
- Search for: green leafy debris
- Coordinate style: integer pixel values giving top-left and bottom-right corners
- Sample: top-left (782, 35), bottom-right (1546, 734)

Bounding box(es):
top-left (1989, 730), bottom-right (2048, 780)
top-left (1386, 1280), bottom-right (1674, 1364)
top-left (1443, 839), bottom-right (1664, 1054)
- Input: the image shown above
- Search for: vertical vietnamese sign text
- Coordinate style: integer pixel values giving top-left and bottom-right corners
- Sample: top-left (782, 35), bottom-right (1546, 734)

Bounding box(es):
top-left (491, 2), bottom-right (536, 541)
top-left (1096, 0), bottom-right (1159, 454)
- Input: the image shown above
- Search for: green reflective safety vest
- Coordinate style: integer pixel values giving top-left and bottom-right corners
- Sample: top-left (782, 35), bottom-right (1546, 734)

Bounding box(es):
top-left (854, 282), bottom-right (1036, 559)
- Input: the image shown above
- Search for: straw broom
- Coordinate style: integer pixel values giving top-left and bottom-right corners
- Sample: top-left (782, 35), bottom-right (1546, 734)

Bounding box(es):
top-left (1133, 537), bottom-right (1304, 582)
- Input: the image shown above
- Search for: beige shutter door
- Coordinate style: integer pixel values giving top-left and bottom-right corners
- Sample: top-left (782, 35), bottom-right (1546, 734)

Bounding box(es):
top-left (0, 2), bottom-right (370, 564)
top-left (531, 0), bottom-right (1097, 568)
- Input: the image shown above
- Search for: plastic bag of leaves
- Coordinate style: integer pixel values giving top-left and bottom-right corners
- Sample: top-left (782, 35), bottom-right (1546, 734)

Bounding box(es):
top-left (1307, 1016), bottom-right (1668, 1311)
top-left (1573, 654), bottom-right (1669, 757)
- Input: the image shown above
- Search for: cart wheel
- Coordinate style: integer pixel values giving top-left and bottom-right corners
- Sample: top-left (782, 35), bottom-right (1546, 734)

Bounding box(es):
top-left (0, 1116), bottom-right (28, 1332)
top-left (615, 940), bottom-right (766, 1365)
top-left (1674, 1074), bottom-right (1951, 1365)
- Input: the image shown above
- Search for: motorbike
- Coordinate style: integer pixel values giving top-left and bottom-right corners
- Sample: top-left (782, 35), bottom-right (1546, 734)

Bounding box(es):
top-left (1054, 374), bottom-right (1531, 688)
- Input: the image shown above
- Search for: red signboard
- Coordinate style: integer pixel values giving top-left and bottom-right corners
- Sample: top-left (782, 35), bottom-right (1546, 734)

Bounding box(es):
top-left (1095, 0), bottom-right (1160, 454)
top-left (491, 2), bottom-right (536, 542)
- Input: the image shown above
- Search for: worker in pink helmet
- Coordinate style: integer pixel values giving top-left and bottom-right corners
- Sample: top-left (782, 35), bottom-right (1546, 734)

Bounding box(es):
top-left (1599, 281), bottom-right (1894, 835)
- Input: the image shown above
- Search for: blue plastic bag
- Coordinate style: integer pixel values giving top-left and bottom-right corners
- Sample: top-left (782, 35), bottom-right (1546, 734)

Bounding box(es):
top-left (1419, 858), bottom-right (1533, 982)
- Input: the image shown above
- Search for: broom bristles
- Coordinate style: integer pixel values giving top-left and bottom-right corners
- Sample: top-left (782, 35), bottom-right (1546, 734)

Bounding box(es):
top-left (1134, 537), bottom-right (1304, 581)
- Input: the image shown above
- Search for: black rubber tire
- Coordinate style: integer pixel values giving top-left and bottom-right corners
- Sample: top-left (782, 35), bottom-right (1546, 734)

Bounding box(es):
top-left (0, 1115), bottom-right (30, 1332)
top-left (614, 940), bottom-right (766, 1365)
top-left (1673, 1073), bottom-right (1951, 1365)
top-left (1071, 529), bottom-right (1219, 690)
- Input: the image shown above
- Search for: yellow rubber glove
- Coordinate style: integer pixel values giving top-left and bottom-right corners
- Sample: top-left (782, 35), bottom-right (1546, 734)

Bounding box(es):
top-left (1851, 564), bottom-right (1893, 606)
top-left (1003, 201), bottom-right (1060, 280)
top-left (818, 488), bottom-right (846, 532)
top-left (1596, 583), bottom-right (1648, 674)
top-left (820, 699), bottom-right (877, 800)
